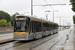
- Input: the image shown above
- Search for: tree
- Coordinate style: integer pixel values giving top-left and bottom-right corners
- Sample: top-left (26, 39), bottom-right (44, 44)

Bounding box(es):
top-left (0, 11), bottom-right (11, 22)
top-left (73, 15), bottom-right (75, 24)
top-left (0, 19), bottom-right (7, 27)
top-left (70, 0), bottom-right (75, 24)
top-left (11, 12), bottom-right (20, 21)
top-left (11, 12), bottom-right (20, 26)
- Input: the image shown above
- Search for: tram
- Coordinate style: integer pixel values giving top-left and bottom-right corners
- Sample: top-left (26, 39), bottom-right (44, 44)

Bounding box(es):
top-left (14, 15), bottom-right (58, 40)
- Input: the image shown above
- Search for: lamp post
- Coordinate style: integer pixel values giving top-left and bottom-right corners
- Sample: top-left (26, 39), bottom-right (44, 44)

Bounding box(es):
top-left (31, 0), bottom-right (66, 16)
top-left (45, 10), bottom-right (58, 22)
top-left (45, 10), bottom-right (50, 20)
top-left (31, 0), bottom-right (33, 15)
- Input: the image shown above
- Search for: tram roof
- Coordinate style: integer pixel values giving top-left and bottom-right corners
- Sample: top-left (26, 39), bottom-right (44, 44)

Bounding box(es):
top-left (15, 15), bottom-right (58, 25)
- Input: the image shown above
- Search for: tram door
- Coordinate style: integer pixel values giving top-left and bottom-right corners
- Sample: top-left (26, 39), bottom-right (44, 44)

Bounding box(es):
top-left (30, 21), bottom-right (36, 39)
top-left (35, 22), bottom-right (42, 39)
top-left (43, 23), bottom-right (46, 36)
top-left (45, 23), bottom-right (50, 36)
top-left (31, 21), bottom-right (42, 39)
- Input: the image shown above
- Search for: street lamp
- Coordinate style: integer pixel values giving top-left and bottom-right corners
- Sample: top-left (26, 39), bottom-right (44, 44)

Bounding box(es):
top-left (45, 10), bottom-right (50, 20)
top-left (45, 10), bottom-right (58, 22)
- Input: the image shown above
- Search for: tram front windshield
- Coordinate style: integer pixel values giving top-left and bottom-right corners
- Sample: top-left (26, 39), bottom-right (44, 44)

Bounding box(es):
top-left (14, 20), bottom-right (29, 32)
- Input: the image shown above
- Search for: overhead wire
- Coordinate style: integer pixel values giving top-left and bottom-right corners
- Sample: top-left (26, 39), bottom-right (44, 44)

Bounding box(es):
top-left (56, 0), bottom-right (65, 16)
top-left (44, 0), bottom-right (62, 23)
top-left (44, 0), bottom-right (54, 10)
top-left (34, 0), bottom-right (47, 10)
top-left (44, 0), bottom-right (60, 16)
top-left (34, 0), bottom-right (42, 5)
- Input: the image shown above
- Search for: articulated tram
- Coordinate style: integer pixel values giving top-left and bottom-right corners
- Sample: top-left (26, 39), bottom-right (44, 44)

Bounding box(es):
top-left (14, 15), bottom-right (58, 40)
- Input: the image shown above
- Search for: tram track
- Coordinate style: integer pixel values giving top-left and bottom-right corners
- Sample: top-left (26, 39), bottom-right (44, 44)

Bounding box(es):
top-left (48, 29), bottom-right (73, 50)
top-left (3, 34), bottom-right (58, 50)
top-left (1, 40), bottom-right (32, 50)
top-left (48, 35), bottom-right (65, 50)
top-left (29, 29), bottom-right (71, 50)
top-left (0, 29), bottom-right (71, 50)
top-left (29, 34), bottom-right (59, 50)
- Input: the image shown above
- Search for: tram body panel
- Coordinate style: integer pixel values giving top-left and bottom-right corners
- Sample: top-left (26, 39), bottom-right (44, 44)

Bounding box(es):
top-left (34, 32), bottom-right (42, 39)
top-left (45, 31), bottom-right (50, 36)
top-left (14, 35), bottom-right (29, 40)
top-left (50, 30), bottom-right (54, 34)
top-left (42, 31), bottom-right (46, 37)
top-left (13, 15), bottom-right (58, 41)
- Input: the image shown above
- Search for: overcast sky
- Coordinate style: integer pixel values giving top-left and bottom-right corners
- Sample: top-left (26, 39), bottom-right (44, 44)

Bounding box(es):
top-left (0, 0), bottom-right (74, 26)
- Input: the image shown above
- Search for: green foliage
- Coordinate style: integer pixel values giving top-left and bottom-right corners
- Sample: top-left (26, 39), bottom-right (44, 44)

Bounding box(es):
top-left (11, 12), bottom-right (20, 21)
top-left (73, 15), bottom-right (75, 24)
top-left (0, 19), bottom-right (7, 27)
top-left (70, 0), bottom-right (75, 2)
top-left (7, 21), bottom-right (11, 27)
top-left (70, 0), bottom-right (75, 12)
top-left (13, 21), bottom-right (15, 26)
top-left (0, 11), bottom-right (11, 22)
top-left (72, 5), bottom-right (75, 12)
top-left (0, 19), bottom-right (11, 27)
top-left (70, 0), bottom-right (75, 24)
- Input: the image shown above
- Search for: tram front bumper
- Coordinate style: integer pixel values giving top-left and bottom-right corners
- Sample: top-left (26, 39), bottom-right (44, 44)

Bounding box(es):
top-left (14, 36), bottom-right (28, 40)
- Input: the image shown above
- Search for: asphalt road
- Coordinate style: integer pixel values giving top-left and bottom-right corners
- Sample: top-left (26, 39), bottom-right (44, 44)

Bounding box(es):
top-left (0, 28), bottom-right (72, 50)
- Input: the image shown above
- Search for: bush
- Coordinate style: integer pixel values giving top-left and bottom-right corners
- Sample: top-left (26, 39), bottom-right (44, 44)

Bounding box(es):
top-left (0, 19), bottom-right (7, 27)
top-left (7, 21), bottom-right (11, 27)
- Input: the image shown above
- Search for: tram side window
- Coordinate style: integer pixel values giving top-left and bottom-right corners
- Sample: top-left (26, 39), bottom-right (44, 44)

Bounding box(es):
top-left (46, 23), bottom-right (48, 31)
top-left (54, 25), bottom-right (55, 29)
top-left (55, 25), bottom-right (57, 29)
top-left (51, 24), bottom-right (53, 30)
top-left (52, 25), bottom-right (53, 30)
top-left (55, 25), bottom-right (56, 29)
top-left (52, 25), bottom-right (54, 30)
top-left (32, 21), bottom-right (36, 32)
top-left (49, 24), bottom-right (51, 30)
top-left (43, 23), bottom-right (46, 31)
top-left (47, 23), bottom-right (50, 31)
top-left (53, 25), bottom-right (55, 29)
top-left (56, 25), bottom-right (57, 29)
top-left (45, 23), bottom-right (48, 31)
top-left (36, 22), bottom-right (41, 32)
top-left (57, 25), bottom-right (58, 29)
top-left (50, 24), bottom-right (52, 30)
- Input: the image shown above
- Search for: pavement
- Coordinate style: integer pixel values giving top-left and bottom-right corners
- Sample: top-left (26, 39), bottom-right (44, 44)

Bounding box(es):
top-left (61, 29), bottom-right (75, 50)
top-left (0, 33), bottom-right (13, 43)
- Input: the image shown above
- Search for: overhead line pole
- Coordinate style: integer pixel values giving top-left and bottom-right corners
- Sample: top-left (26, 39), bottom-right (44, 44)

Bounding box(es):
top-left (55, 16), bottom-right (69, 30)
top-left (31, 0), bottom-right (33, 15)
top-left (31, 0), bottom-right (66, 16)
